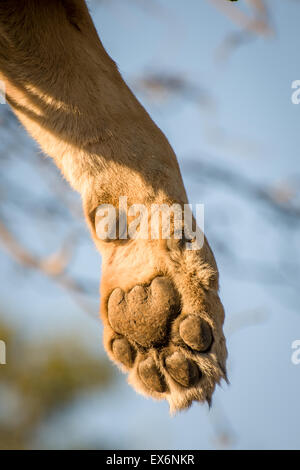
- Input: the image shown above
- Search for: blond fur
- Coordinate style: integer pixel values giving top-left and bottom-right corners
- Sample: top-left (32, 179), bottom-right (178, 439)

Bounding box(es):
top-left (0, 0), bottom-right (227, 412)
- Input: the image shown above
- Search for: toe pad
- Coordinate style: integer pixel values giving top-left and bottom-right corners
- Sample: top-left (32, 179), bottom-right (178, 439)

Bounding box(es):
top-left (112, 337), bottom-right (135, 368)
top-left (180, 316), bottom-right (213, 351)
top-left (165, 351), bottom-right (201, 387)
top-left (138, 357), bottom-right (167, 393)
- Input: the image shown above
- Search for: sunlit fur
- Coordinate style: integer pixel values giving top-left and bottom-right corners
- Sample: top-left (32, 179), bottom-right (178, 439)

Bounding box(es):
top-left (0, 0), bottom-right (227, 412)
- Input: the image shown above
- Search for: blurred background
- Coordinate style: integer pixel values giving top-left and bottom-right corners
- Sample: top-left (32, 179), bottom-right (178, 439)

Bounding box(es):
top-left (0, 0), bottom-right (300, 450)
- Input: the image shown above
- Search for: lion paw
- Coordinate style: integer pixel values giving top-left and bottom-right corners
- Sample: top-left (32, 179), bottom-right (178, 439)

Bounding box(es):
top-left (103, 264), bottom-right (227, 413)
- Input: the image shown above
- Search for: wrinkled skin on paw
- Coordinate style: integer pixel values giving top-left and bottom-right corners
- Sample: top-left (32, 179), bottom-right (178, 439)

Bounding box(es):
top-left (100, 236), bottom-right (228, 414)
top-left (108, 277), bottom-right (180, 348)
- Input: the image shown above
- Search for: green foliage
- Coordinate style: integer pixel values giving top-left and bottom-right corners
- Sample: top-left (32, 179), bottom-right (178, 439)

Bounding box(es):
top-left (0, 319), bottom-right (112, 449)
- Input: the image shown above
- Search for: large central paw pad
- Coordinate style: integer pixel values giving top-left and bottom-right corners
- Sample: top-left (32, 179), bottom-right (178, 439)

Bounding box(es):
top-left (108, 277), bottom-right (180, 348)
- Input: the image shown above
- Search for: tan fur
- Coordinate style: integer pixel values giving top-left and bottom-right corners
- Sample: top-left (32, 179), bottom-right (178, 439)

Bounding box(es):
top-left (0, 0), bottom-right (227, 412)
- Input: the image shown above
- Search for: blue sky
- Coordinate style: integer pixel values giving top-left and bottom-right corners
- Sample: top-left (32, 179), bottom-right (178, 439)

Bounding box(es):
top-left (0, 0), bottom-right (299, 449)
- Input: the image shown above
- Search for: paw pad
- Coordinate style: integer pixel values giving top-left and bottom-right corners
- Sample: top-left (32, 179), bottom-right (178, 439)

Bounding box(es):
top-left (138, 357), bottom-right (167, 393)
top-left (105, 273), bottom-right (226, 412)
top-left (112, 337), bottom-right (135, 368)
top-left (179, 316), bottom-right (213, 352)
top-left (108, 277), bottom-right (180, 348)
top-left (165, 351), bottom-right (201, 387)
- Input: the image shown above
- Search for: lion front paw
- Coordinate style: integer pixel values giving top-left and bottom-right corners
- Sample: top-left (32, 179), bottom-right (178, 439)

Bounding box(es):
top-left (102, 262), bottom-right (227, 413)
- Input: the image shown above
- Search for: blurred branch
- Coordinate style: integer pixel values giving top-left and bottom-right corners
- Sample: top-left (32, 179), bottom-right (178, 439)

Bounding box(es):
top-left (207, 0), bottom-right (273, 37)
top-left (183, 156), bottom-right (300, 224)
top-left (0, 219), bottom-right (99, 317)
top-left (135, 72), bottom-right (215, 109)
top-left (215, 30), bottom-right (255, 62)
top-left (226, 308), bottom-right (268, 336)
